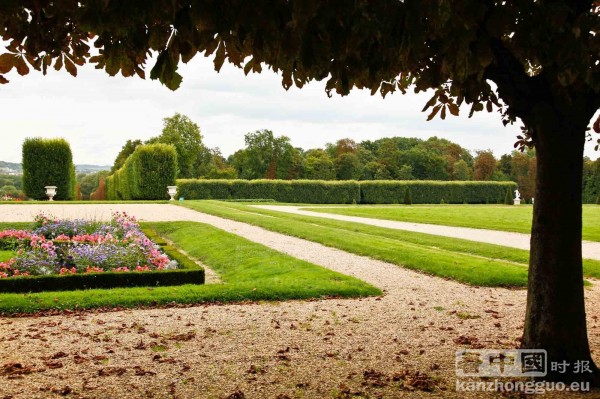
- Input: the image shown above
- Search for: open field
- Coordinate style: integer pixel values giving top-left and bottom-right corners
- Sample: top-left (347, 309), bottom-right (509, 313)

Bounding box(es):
top-left (180, 201), bottom-right (600, 285)
top-left (300, 204), bottom-right (600, 241)
top-left (0, 221), bottom-right (378, 314)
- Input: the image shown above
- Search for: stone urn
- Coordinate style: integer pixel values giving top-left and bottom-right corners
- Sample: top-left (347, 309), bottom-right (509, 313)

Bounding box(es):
top-left (44, 186), bottom-right (57, 201)
top-left (167, 186), bottom-right (178, 201)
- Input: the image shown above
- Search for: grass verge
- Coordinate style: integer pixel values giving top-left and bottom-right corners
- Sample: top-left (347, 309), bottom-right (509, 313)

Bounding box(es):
top-left (301, 204), bottom-right (600, 242)
top-left (179, 201), bottom-right (600, 285)
top-left (0, 221), bottom-right (379, 314)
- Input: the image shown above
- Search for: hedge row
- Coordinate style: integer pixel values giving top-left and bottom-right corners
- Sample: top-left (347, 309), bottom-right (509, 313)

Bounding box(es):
top-left (0, 232), bottom-right (204, 293)
top-left (359, 181), bottom-right (518, 204)
top-left (22, 137), bottom-right (76, 200)
top-left (106, 144), bottom-right (177, 200)
top-left (177, 179), bottom-right (361, 204)
top-left (175, 179), bottom-right (517, 204)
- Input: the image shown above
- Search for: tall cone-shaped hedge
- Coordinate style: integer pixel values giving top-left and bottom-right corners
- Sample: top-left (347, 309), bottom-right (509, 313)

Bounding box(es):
top-left (22, 138), bottom-right (76, 200)
top-left (107, 144), bottom-right (177, 200)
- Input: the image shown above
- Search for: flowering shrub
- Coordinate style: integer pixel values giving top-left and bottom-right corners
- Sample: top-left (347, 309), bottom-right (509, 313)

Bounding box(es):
top-left (0, 212), bottom-right (177, 278)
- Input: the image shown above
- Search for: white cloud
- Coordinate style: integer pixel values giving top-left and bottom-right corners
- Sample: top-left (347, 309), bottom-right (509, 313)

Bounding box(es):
top-left (0, 56), bottom-right (598, 165)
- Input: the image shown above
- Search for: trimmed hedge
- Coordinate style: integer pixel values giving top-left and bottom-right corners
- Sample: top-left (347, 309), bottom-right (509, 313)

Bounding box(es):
top-left (0, 231), bottom-right (204, 293)
top-left (177, 179), bottom-right (361, 204)
top-left (176, 179), bottom-right (517, 204)
top-left (107, 144), bottom-right (177, 200)
top-left (359, 181), bottom-right (517, 204)
top-left (22, 138), bottom-right (76, 200)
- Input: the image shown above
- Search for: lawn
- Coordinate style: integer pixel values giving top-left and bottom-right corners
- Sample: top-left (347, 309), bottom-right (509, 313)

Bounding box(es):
top-left (0, 250), bottom-right (15, 262)
top-left (180, 201), bottom-right (600, 286)
top-left (0, 221), bottom-right (379, 314)
top-left (302, 204), bottom-right (600, 241)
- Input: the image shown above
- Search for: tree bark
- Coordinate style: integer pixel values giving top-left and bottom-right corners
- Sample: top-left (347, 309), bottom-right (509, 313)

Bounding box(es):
top-left (523, 101), bottom-right (599, 384)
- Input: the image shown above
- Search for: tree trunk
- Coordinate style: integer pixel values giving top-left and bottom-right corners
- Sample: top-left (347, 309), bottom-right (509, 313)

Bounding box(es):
top-left (523, 103), bottom-right (599, 384)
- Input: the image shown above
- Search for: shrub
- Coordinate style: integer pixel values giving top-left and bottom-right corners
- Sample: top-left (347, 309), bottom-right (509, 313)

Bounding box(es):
top-left (106, 144), bottom-right (177, 200)
top-left (177, 179), bottom-right (361, 204)
top-left (360, 181), bottom-right (517, 204)
top-left (22, 138), bottom-right (76, 200)
top-left (90, 178), bottom-right (107, 200)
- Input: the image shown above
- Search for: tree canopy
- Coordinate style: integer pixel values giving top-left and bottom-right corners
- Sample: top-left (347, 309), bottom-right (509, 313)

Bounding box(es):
top-left (147, 113), bottom-right (207, 179)
top-left (1, 1), bottom-right (599, 128)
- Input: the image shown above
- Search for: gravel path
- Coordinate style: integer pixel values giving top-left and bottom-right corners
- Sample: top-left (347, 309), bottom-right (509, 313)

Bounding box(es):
top-left (0, 204), bottom-right (598, 398)
top-left (254, 205), bottom-right (600, 260)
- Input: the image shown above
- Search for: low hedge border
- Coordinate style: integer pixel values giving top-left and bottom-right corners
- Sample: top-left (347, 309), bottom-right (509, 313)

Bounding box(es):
top-left (176, 179), bottom-right (361, 203)
top-left (0, 228), bottom-right (204, 293)
top-left (175, 179), bottom-right (517, 204)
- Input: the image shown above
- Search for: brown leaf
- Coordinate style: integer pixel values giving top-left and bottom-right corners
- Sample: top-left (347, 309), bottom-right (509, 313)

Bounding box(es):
top-left (0, 363), bottom-right (35, 376)
top-left (98, 367), bottom-right (127, 377)
top-left (594, 114), bottom-right (600, 133)
top-left (44, 361), bottom-right (64, 369)
top-left (427, 104), bottom-right (442, 121)
top-left (448, 102), bottom-right (459, 116)
top-left (15, 57), bottom-right (29, 76)
top-left (0, 53), bottom-right (15, 74)
top-left (54, 56), bottom-right (64, 71)
top-left (0, 74), bottom-right (8, 84)
top-left (214, 41), bottom-right (226, 71)
top-left (51, 352), bottom-right (68, 359)
top-left (132, 366), bottom-right (156, 376)
top-left (64, 57), bottom-right (77, 77)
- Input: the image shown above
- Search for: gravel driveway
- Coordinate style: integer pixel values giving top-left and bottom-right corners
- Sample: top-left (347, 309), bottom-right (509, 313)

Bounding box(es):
top-left (0, 203), bottom-right (597, 398)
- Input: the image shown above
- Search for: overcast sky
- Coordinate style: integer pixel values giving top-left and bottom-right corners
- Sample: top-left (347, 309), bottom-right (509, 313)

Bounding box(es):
top-left (1, 55), bottom-right (599, 166)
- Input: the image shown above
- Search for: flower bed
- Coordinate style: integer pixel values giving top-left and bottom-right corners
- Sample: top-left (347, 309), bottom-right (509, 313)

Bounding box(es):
top-left (0, 212), bottom-right (204, 293)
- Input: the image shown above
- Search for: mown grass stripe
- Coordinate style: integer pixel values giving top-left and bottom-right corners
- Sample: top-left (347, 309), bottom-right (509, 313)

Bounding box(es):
top-left (181, 201), bottom-right (600, 285)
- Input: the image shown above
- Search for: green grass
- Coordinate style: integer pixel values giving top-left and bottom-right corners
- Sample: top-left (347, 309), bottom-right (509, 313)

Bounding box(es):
top-left (0, 221), bottom-right (379, 314)
top-left (301, 204), bottom-right (600, 242)
top-left (0, 250), bottom-right (15, 262)
top-left (179, 201), bottom-right (600, 285)
top-left (0, 222), bottom-right (33, 230)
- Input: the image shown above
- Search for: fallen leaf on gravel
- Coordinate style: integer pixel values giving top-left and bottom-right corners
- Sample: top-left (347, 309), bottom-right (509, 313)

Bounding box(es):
top-left (132, 366), bottom-right (156, 376)
top-left (170, 331), bottom-right (196, 341)
top-left (98, 367), bottom-right (127, 377)
top-left (226, 390), bottom-right (245, 399)
top-left (133, 339), bottom-right (147, 350)
top-left (246, 365), bottom-right (266, 375)
top-left (73, 355), bottom-right (87, 364)
top-left (362, 369), bottom-right (389, 388)
top-left (50, 385), bottom-right (72, 396)
top-left (0, 363), bottom-right (35, 377)
top-left (454, 335), bottom-right (477, 345)
top-left (51, 352), bottom-right (68, 359)
top-left (44, 361), bottom-right (64, 369)
top-left (393, 369), bottom-right (436, 392)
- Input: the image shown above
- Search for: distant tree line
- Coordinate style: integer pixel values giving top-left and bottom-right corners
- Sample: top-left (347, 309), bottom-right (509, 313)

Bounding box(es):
top-left (101, 113), bottom-right (600, 204)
